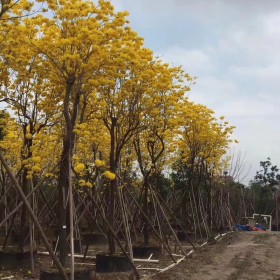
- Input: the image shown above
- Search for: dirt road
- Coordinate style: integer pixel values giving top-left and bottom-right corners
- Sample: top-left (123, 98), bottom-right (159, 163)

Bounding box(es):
top-left (151, 231), bottom-right (280, 280)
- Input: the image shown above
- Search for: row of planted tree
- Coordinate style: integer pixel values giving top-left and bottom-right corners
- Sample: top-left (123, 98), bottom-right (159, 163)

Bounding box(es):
top-left (0, 0), bottom-right (246, 279)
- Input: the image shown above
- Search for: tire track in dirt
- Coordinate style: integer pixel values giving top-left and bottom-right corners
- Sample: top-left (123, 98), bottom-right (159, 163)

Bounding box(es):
top-left (151, 231), bottom-right (280, 280)
top-left (192, 232), bottom-right (280, 280)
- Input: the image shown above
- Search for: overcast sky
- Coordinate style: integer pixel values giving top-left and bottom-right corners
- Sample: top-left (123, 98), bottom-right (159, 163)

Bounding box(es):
top-left (111, 0), bottom-right (280, 184)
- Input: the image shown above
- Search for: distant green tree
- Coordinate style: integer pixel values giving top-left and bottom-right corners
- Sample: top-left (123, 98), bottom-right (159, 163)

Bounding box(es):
top-left (250, 158), bottom-right (280, 215)
top-left (254, 157), bottom-right (280, 186)
top-left (151, 172), bottom-right (172, 199)
top-left (170, 159), bottom-right (191, 191)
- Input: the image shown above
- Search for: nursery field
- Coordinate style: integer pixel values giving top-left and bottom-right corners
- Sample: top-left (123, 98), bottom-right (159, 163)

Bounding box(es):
top-left (1, 231), bottom-right (280, 279)
top-left (1, 1), bottom-right (280, 280)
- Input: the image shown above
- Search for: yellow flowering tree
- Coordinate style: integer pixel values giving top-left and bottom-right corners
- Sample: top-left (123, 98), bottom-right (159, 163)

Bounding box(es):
top-left (177, 101), bottom-right (235, 175)
top-left (0, 0), bottom-right (33, 20)
top-left (132, 62), bottom-right (191, 244)
top-left (91, 27), bottom-right (158, 254)
top-left (171, 100), bottom-right (236, 234)
top-left (0, 111), bottom-right (21, 162)
top-left (0, 0), bottom-right (241, 264)
top-left (19, 0), bottom-right (140, 262)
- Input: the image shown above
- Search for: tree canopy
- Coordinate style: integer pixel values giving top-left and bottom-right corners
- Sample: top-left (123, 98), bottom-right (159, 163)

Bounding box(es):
top-left (0, 0), bottom-right (238, 260)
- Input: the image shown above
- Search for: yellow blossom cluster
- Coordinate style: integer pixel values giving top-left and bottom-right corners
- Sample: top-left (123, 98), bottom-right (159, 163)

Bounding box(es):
top-left (0, 113), bottom-right (22, 169)
top-left (103, 171), bottom-right (116, 180)
top-left (24, 156), bottom-right (42, 180)
top-left (78, 179), bottom-right (93, 188)
top-left (95, 159), bottom-right (105, 168)
top-left (74, 163), bottom-right (85, 174)
top-left (25, 133), bottom-right (33, 140)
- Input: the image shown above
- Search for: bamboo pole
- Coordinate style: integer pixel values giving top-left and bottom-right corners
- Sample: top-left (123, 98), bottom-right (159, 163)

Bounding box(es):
top-left (83, 188), bottom-right (140, 279)
top-left (29, 180), bottom-right (35, 274)
top-left (0, 152), bottom-right (69, 280)
top-left (0, 165), bottom-right (60, 230)
top-left (116, 185), bottom-right (133, 261)
top-left (0, 202), bottom-right (22, 229)
top-left (149, 186), bottom-right (187, 256)
top-left (124, 186), bottom-right (177, 263)
top-left (68, 153), bottom-right (74, 280)
top-left (150, 184), bottom-right (196, 249)
top-left (189, 192), bottom-right (197, 240)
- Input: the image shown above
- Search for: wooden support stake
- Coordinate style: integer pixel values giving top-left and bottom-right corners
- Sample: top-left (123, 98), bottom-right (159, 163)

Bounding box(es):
top-left (149, 185), bottom-right (187, 256)
top-left (124, 186), bottom-right (177, 263)
top-left (151, 185), bottom-right (196, 249)
top-left (0, 152), bottom-right (69, 280)
top-left (83, 188), bottom-right (140, 279)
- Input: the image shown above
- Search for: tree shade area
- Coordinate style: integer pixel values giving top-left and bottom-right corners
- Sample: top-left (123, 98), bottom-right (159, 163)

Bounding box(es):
top-left (0, 0), bottom-right (279, 279)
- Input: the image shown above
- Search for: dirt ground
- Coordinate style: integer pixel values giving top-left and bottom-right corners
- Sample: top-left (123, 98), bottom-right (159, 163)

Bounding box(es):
top-left (150, 231), bottom-right (280, 280)
top-left (1, 231), bottom-right (280, 279)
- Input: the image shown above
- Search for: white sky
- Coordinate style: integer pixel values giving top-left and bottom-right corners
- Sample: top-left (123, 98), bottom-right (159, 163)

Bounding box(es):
top-left (111, 0), bottom-right (280, 184)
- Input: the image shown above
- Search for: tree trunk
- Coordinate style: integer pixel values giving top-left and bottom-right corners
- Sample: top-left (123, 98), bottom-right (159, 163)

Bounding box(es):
top-left (57, 138), bottom-right (72, 267)
top-left (57, 76), bottom-right (77, 266)
top-left (18, 133), bottom-right (32, 251)
top-left (18, 172), bottom-right (30, 251)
